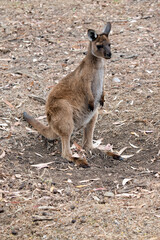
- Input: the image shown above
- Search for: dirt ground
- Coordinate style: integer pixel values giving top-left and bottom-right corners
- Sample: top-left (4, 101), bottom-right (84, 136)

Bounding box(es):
top-left (0, 0), bottom-right (160, 239)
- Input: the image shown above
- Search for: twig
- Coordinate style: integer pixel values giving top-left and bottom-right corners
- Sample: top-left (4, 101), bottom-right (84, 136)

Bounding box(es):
top-left (38, 206), bottom-right (60, 211)
top-left (120, 54), bottom-right (138, 59)
top-left (28, 95), bottom-right (46, 104)
top-left (7, 68), bottom-right (41, 80)
top-left (32, 215), bottom-right (54, 222)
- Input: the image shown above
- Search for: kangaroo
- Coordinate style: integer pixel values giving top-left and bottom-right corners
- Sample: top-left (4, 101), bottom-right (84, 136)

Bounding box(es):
top-left (23, 22), bottom-right (112, 167)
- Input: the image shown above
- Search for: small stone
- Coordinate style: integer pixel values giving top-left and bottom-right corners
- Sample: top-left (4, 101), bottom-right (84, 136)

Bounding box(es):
top-left (71, 219), bottom-right (76, 224)
top-left (80, 216), bottom-right (86, 224)
top-left (70, 205), bottom-right (75, 210)
top-left (42, 212), bottom-right (47, 216)
top-left (11, 229), bottom-right (18, 235)
top-left (53, 189), bottom-right (58, 194)
top-left (0, 208), bottom-right (4, 213)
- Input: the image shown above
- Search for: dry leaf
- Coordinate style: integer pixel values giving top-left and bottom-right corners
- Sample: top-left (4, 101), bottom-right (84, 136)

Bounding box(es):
top-left (131, 132), bottom-right (139, 137)
top-left (113, 120), bottom-right (126, 125)
top-left (0, 123), bottom-right (8, 127)
top-left (93, 188), bottom-right (106, 191)
top-left (72, 153), bottom-right (80, 158)
top-left (3, 132), bottom-right (12, 139)
top-left (98, 144), bottom-right (113, 152)
top-left (104, 191), bottom-right (115, 197)
top-left (122, 178), bottom-right (132, 186)
top-left (50, 186), bottom-right (54, 193)
top-left (67, 179), bottom-right (72, 183)
top-left (117, 147), bottom-right (128, 155)
top-left (72, 142), bottom-right (84, 151)
top-left (139, 130), bottom-right (153, 134)
top-left (38, 206), bottom-right (59, 210)
top-left (116, 100), bottom-right (123, 107)
top-left (155, 173), bottom-right (159, 178)
top-left (136, 149), bottom-right (142, 154)
top-left (76, 184), bottom-right (89, 188)
top-left (79, 178), bottom-right (100, 183)
top-left (36, 115), bottom-right (46, 120)
top-left (92, 196), bottom-right (100, 201)
top-left (112, 77), bottom-right (121, 83)
top-left (0, 150), bottom-right (5, 159)
top-left (93, 138), bottom-right (103, 148)
top-left (31, 162), bottom-right (53, 169)
top-left (26, 127), bottom-right (37, 133)
top-left (129, 142), bottom-right (139, 149)
top-left (15, 174), bottom-right (21, 179)
top-left (121, 154), bottom-right (134, 159)
top-left (66, 173), bottom-right (72, 176)
top-left (35, 152), bottom-right (43, 158)
top-left (116, 193), bottom-right (137, 197)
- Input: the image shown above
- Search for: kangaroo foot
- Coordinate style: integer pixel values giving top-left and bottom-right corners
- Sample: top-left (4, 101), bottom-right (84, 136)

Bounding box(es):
top-left (67, 155), bottom-right (90, 168)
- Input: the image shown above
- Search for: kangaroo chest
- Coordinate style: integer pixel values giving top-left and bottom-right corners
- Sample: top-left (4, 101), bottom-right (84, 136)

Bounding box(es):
top-left (74, 59), bottom-right (105, 129)
top-left (80, 67), bottom-right (104, 127)
top-left (92, 68), bottom-right (104, 105)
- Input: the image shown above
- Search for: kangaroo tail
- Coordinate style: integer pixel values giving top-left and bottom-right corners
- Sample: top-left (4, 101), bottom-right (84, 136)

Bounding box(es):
top-left (23, 112), bottom-right (56, 140)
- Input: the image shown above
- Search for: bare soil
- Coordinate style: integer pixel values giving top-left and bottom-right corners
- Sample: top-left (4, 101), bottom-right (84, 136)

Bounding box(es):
top-left (0, 0), bottom-right (160, 239)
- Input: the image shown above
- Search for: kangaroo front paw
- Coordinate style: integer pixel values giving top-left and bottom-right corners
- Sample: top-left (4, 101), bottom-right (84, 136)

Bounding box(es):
top-left (100, 95), bottom-right (105, 107)
top-left (100, 99), bottom-right (105, 107)
top-left (88, 101), bottom-right (94, 111)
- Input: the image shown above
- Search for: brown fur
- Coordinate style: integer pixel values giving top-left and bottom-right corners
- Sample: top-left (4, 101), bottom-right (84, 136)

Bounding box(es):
top-left (23, 23), bottom-right (112, 167)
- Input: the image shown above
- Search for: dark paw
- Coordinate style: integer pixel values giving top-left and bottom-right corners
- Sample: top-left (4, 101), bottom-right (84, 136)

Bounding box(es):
top-left (72, 157), bottom-right (90, 168)
top-left (88, 102), bottom-right (94, 111)
top-left (100, 100), bottom-right (104, 107)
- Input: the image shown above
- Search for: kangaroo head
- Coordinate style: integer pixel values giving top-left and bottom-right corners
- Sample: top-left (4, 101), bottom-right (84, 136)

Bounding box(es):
top-left (88, 22), bottom-right (111, 59)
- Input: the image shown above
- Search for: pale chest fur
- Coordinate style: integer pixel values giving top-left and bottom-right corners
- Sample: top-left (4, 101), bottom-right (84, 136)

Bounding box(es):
top-left (74, 59), bottom-right (105, 128)
top-left (78, 66), bottom-right (104, 127)
top-left (92, 67), bottom-right (104, 106)
top-left (83, 68), bottom-right (104, 124)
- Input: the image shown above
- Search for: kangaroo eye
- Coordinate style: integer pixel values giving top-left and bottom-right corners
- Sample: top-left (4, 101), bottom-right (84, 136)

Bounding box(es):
top-left (108, 43), bottom-right (111, 47)
top-left (97, 44), bottom-right (103, 50)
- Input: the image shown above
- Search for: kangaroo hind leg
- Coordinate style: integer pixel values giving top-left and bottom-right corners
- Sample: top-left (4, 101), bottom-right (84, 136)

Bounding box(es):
top-left (83, 110), bottom-right (98, 150)
top-left (50, 100), bottom-right (89, 168)
top-left (61, 135), bottom-right (89, 168)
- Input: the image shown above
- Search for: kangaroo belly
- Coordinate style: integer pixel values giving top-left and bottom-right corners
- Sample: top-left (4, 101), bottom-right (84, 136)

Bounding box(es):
top-left (83, 108), bottom-right (98, 125)
top-left (74, 104), bottom-right (98, 130)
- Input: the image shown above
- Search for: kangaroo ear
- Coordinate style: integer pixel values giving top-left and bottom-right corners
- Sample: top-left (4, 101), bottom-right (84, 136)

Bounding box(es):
top-left (103, 22), bottom-right (111, 36)
top-left (88, 29), bottom-right (98, 41)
